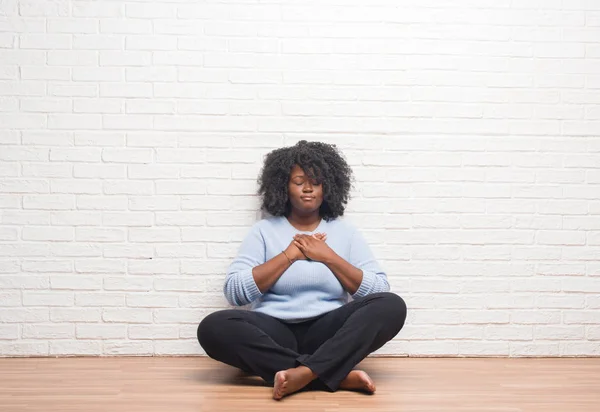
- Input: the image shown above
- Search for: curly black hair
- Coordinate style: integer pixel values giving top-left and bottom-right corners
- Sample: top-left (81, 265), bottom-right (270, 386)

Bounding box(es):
top-left (257, 140), bottom-right (353, 221)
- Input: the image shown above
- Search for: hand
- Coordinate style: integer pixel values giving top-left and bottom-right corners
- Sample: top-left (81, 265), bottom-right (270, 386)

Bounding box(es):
top-left (284, 233), bottom-right (327, 262)
top-left (293, 233), bottom-right (336, 263)
top-left (284, 240), bottom-right (305, 262)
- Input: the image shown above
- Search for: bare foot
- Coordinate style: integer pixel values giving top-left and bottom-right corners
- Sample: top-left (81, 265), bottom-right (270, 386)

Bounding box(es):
top-left (339, 370), bottom-right (376, 394)
top-left (272, 366), bottom-right (316, 400)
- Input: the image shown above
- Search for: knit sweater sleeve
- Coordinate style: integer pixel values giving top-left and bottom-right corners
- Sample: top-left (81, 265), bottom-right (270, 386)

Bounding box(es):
top-left (223, 222), bottom-right (265, 306)
top-left (348, 229), bottom-right (390, 299)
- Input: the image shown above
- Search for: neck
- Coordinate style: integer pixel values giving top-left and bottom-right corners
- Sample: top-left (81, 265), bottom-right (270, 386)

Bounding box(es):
top-left (287, 210), bottom-right (321, 231)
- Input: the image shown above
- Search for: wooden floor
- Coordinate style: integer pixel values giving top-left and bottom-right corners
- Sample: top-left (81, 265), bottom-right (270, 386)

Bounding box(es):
top-left (1, 357), bottom-right (599, 412)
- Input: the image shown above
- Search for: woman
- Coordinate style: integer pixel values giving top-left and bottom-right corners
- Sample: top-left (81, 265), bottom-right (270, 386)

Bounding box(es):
top-left (197, 140), bottom-right (407, 400)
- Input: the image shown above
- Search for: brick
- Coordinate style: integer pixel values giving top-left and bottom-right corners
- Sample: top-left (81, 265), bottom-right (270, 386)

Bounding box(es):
top-left (155, 340), bottom-right (202, 355)
top-left (0, 342), bottom-right (48, 356)
top-left (0, 291), bottom-right (20, 307)
top-left (22, 324), bottom-right (74, 339)
top-left (22, 163), bottom-right (72, 179)
top-left (102, 148), bottom-right (152, 163)
top-left (485, 325), bottom-right (533, 341)
top-left (534, 326), bottom-right (584, 340)
top-left (0, 325), bottom-right (19, 340)
top-left (22, 226), bottom-right (73, 241)
top-left (128, 227), bottom-right (180, 242)
top-left (563, 311), bottom-right (600, 324)
top-left (74, 98), bottom-right (123, 114)
top-left (511, 342), bottom-right (560, 357)
top-left (21, 67), bottom-right (70, 81)
top-left (103, 244), bottom-right (153, 259)
top-left (76, 228), bottom-right (125, 242)
top-left (75, 260), bottom-right (125, 274)
top-left (50, 276), bottom-right (102, 291)
top-left (561, 342), bottom-right (600, 356)
top-left (22, 259), bottom-right (72, 273)
top-left (50, 308), bottom-right (101, 322)
top-left (50, 179), bottom-right (102, 194)
top-left (102, 308), bottom-right (152, 323)
top-left (0, 308), bottom-right (49, 323)
top-left (128, 259), bottom-right (179, 275)
top-left (103, 180), bottom-right (154, 195)
top-left (75, 292), bottom-right (124, 307)
top-left (127, 294), bottom-right (178, 308)
top-left (103, 277), bottom-right (153, 292)
top-left (129, 196), bottom-right (179, 211)
top-left (76, 195), bottom-right (128, 210)
top-left (23, 292), bottom-right (73, 307)
top-left (0, 147), bottom-right (48, 162)
top-left (50, 341), bottom-right (101, 355)
top-left (103, 341), bottom-right (152, 355)
top-left (20, 34), bottom-right (71, 49)
top-left (76, 324), bottom-right (127, 339)
top-left (129, 325), bottom-right (178, 340)
top-left (73, 1), bottom-right (123, 17)
top-left (48, 50), bottom-right (97, 66)
top-left (48, 18), bottom-right (98, 34)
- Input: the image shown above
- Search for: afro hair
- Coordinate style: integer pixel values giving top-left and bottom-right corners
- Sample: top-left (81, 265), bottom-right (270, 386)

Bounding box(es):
top-left (257, 140), bottom-right (353, 221)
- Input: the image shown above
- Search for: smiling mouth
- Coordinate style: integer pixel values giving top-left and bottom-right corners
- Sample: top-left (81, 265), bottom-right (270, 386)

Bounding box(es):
top-left (301, 197), bottom-right (315, 201)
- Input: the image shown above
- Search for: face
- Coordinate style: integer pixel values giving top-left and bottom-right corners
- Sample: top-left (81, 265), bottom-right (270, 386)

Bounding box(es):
top-left (287, 164), bottom-right (324, 216)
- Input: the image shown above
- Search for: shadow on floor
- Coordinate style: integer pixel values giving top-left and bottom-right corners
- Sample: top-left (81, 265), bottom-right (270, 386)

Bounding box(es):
top-left (187, 358), bottom-right (384, 389)
top-left (188, 365), bottom-right (269, 387)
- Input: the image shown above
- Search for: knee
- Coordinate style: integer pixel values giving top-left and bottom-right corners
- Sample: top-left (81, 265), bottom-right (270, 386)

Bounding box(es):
top-left (197, 310), bottom-right (229, 353)
top-left (369, 292), bottom-right (407, 330)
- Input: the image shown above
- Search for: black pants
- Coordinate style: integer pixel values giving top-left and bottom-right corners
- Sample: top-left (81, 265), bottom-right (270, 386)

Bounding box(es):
top-left (197, 292), bottom-right (407, 391)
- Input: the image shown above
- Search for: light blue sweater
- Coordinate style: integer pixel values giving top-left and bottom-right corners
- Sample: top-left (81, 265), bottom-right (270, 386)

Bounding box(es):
top-left (224, 216), bottom-right (390, 322)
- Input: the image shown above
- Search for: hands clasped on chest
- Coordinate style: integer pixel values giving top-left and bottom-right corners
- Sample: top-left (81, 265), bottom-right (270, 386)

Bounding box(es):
top-left (283, 233), bottom-right (336, 264)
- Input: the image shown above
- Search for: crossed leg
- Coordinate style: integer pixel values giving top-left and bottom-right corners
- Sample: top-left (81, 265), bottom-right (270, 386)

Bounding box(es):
top-left (197, 292), bottom-right (407, 400)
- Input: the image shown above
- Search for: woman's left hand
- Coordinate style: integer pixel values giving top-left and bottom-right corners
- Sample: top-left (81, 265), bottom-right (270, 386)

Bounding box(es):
top-left (293, 234), bottom-right (336, 263)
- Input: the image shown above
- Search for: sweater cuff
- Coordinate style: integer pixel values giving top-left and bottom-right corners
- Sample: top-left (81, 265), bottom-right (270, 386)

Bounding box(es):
top-left (241, 269), bottom-right (263, 304)
top-left (352, 270), bottom-right (376, 299)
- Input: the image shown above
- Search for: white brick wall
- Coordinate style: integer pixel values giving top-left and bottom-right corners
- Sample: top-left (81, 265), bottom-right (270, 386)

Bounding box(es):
top-left (1, 0), bottom-right (599, 357)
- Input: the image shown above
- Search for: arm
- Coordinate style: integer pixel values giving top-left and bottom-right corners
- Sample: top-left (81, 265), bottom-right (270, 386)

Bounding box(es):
top-left (251, 245), bottom-right (299, 295)
top-left (321, 252), bottom-right (364, 295)
top-left (223, 224), bottom-right (304, 306)
top-left (294, 229), bottom-right (390, 298)
top-left (344, 229), bottom-right (390, 298)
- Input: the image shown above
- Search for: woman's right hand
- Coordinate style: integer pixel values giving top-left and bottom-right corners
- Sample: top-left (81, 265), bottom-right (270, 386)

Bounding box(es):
top-left (284, 242), bottom-right (305, 262)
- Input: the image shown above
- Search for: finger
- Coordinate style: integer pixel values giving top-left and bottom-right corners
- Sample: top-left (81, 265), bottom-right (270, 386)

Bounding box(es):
top-left (294, 240), bottom-right (305, 250)
top-left (296, 234), bottom-right (311, 243)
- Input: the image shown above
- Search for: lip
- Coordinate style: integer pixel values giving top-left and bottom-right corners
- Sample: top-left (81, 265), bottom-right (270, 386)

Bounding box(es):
top-left (300, 196), bottom-right (315, 201)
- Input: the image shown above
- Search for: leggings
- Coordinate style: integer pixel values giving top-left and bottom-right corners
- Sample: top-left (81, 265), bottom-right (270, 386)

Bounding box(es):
top-left (197, 292), bottom-right (407, 391)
